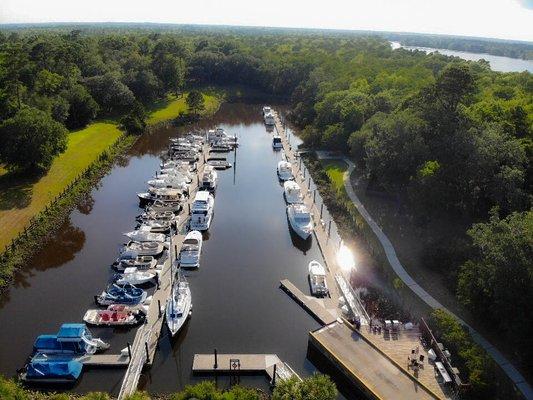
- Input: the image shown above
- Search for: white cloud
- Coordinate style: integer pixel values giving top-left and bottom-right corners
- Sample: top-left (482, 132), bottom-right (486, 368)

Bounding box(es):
top-left (0, 0), bottom-right (532, 42)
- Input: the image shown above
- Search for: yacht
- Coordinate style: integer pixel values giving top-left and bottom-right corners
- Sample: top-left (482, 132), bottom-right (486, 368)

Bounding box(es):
top-left (179, 230), bottom-right (203, 268)
top-left (137, 187), bottom-right (186, 204)
top-left (208, 128), bottom-right (238, 146)
top-left (264, 112), bottom-right (275, 125)
top-left (189, 191), bottom-right (215, 231)
top-left (122, 241), bottom-right (164, 256)
top-left (160, 159), bottom-right (197, 172)
top-left (262, 106), bottom-right (272, 116)
top-left (147, 176), bottom-right (190, 191)
top-left (124, 228), bottom-right (166, 243)
top-left (277, 160), bottom-right (294, 181)
top-left (207, 157), bottom-right (232, 169)
top-left (114, 252), bottom-right (158, 271)
top-left (138, 219), bottom-right (171, 233)
top-left (138, 209), bottom-right (178, 224)
top-left (148, 199), bottom-right (182, 213)
top-left (284, 181), bottom-right (303, 204)
top-left (287, 204), bottom-right (313, 240)
top-left (308, 260), bottom-right (329, 297)
top-left (200, 165), bottom-right (218, 192)
top-left (272, 135), bottom-right (283, 149)
top-left (115, 267), bottom-right (157, 285)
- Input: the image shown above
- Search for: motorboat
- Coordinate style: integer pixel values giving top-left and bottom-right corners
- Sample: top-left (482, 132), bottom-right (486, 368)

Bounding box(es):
top-left (262, 106), bottom-right (272, 116)
top-left (169, 150), bottom-right (199, 162)
top-left (284, 181), bottom-right (303, 204)
top-left (208, 128), bottom-right (238, 146)
top-left (95, 283), bottom-right (148, 306)
top-left (115, 267), bottom-right (156, 285)
top-left (277, 161), bottom-right (294, 181)
top-left (122, 241), bottom-right (164, 256)
top-left (207, 157), bottom-right (232, 170)
top-left (138, 187), bottom-right (186, 204)
top-left (147, 176), bottom-right (190, 191)
top-left (200, 165), bottom-right (218, 192)
top-left (138, 210), bottom-right (178, 225)
top-left (161, 159), bottom-right (197, 172)
top-left (115, 252), bottom-right (158, 271)
top-left (83, 304), bottom-right (146, 326)
top-left (124, 228), bottom-right (166, 243)
top-left (137, 219), bottom-right (172, 233)
top-left (264, 112), bottom-right (275, 125)
top-left (272, 135), bottom-right (283, 149)
top-left (184, 133), bottom-right (205, 144)
top-left (166, 276), bottom-right (192, 336)
top-left (32, 324), bottom-right (109, 356)
top-left (179, 230), bottom-right (203, 268)
top-left (209, 140), bottom-right (233, 152)
top-left (20, 355), bottom-right (83, 384)
top-left (148, 199), bottom-right (182, 213)
top-left (308, 260), bottom-right (329, 297)
top-left (157, 167), bottom-right (193, 181)
top-left (287, 204), bottom-right (313, 240)
top-left (189, 191), bottom-right (215, 231)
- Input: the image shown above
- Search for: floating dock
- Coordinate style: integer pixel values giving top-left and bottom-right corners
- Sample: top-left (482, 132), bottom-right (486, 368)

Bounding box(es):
top-left (192, 353), bottom-right (300, 384)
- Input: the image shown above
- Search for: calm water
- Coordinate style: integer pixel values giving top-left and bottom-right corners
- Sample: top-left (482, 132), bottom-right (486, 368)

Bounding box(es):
top-left (390, 41), bottom-right (533, 73)
top-left (0, 104), bottom-right (332, 395)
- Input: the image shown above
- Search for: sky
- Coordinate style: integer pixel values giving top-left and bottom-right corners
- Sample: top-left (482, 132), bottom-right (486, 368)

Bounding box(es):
top-left (0, 0), bottom-right (532, 42)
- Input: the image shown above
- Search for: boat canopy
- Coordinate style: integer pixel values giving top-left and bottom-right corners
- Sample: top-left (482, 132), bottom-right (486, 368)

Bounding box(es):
top-left (57, 324), bottom-right (89, 342)
top-left (26, 360), bottom-right (83, 381)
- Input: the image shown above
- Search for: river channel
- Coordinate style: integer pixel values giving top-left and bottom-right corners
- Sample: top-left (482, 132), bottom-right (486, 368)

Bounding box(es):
top-left (0, 103), bottom-right (342, 396)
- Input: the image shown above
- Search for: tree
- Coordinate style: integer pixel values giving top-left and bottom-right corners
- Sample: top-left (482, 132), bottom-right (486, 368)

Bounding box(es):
top-left (120, 102), bottom-right (147, 135)
top-left (186, 91), bottom-right (205, 115)
top-left (85, 73), bottom-right (135, 114)
top-left (0, 107), bottom-right (68, 171)
top-left (63, 84), bottom-right (98, 129)
top-left (273, 375), bottom-right (337, 400)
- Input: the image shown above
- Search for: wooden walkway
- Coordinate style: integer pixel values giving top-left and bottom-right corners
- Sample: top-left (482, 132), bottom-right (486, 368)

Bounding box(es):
top-left (279, 279), bottom-right (338, 325)
top-left (117, 146), bottom-right (208, 400)
top-left (192, 353), bottom-right (301, 384)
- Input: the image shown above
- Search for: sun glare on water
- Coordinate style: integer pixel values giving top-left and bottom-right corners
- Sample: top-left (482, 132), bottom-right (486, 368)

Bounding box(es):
top-left (337, 243), bottom-right (356, 273)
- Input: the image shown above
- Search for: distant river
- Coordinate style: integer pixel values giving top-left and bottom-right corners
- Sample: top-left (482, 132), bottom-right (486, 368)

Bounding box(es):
top-left (390, 41), bottom-right (533, 73)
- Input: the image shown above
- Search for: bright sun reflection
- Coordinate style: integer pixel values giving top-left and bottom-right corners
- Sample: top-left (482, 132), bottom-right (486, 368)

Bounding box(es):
top-left (337, 244), bottom-right (356, 273)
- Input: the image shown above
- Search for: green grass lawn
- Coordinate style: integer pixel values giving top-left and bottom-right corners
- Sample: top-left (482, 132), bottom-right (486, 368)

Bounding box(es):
top-left (147, 93), bottom-right (220, 125)
top-left (0, 122), bottom-right (122, 250)
top-left (322, 159), bottom-right (348, 191)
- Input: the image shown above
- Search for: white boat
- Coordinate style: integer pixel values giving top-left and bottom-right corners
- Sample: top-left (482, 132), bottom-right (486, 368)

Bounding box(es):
top-left (137, 187), bottom-right (186, 204)
top-left (115, 252), bottom-right (158, 271)
top-left (122, 241), bottom-right (164, 256)
top-left (147, 177), bottom-right (190, 191)
top-left (207, 157), bottom-right (232, 169)
top-left (124, 228), bottom-right (166, 243)
top-left (208, 128), bottom-right (238, 146)
top-left (157, 168), bottom-right (193, 182)
top-left (138, 220), bottom-right (171, 233)
top-left (148, 199), bottom-right (182, 213)
top-left (83, 305), bottom-right (146, 326)
top-left (160, 160), bottom-right (197, 172)
top-left (264, 112), bottom-right (275, 125)
top-left (308, 260), bottom-right (329, 297)
top-left (272, 135), bottom-right (283, 149)
top-left (200, 165), bottom-right (218, 192)
top-left (189, 191), bottom-right (215, 231)
top-left (287, 204), bottom-right (313, 240)
top-left (277, 161), bottom-right (294, 181)
top-left (115, 267), bottom-right (156, 285)
top-left (262, 106), bottom-right (272, 116)
top-left (179, 230), bottom-right (203, 268)
top-left (284, 181), bottom-right (303, 204)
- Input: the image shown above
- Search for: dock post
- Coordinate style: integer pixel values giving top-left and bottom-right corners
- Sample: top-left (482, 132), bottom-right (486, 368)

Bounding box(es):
top-left (158, 300), bottom-right (162, 318)
top-left (328, 221), bottom-right (332, 237)
top-left (313, 190), bottom-right (316, 204)
top-left (303, 168), bottom-right (306, 178)
top-left (308, 177), bottom-right (311, 190)
top-left (214, 349), bottom-right (218, 369)
top-left (320, 203), bottom-right (324, 218)
top-left (127, 342), bottom-right (132, 360)
top-left (94, 295), bottom-right (99, 305)
top-left (188, 203), bottom-right (190, 214)
top-left (299, 157), bottom-right (302, 170)
top-left (174, 245), bottom-right (178, 259)
top-left (271, 364), bottom-right (277, 386)
top-left (145, 342), bottom-right (150, 364)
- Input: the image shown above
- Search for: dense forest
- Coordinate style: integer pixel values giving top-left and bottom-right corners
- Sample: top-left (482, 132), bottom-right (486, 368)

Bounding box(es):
top-left (384, 32), bottom-right (533, 60)
top-left (0, 25), bottom-right (531, 384)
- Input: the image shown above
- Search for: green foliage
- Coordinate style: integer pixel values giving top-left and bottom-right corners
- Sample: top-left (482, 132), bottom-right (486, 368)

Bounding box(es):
top-left (273, 374), bottom-right (337, 400)
top-left (79, 393), bottom-right (111, 400)
top-left (171, 381), bottom-right (263, 400)
top-left (428, 309), bottom-right (495, 398)
top-left (124, 392), bottom-right (151, 400)
top-left (186, 90), bottom-right (205, 114)
top-left (120, 101), bottom-right (147, 135)
top-left (0, 375), bottom-right (29, 400)
top-left (0, 107), bottom-right (68, 171)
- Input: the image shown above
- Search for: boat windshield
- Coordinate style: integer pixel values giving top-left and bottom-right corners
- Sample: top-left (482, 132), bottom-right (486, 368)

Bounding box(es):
top-left (273, 138), bottom-right (281, 144)
top-left (296, 215), bottom-right (311, 224)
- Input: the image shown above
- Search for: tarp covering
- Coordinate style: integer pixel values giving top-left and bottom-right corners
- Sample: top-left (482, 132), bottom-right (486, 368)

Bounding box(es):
top-left (26, 360), bottom-right (83, 381)
top-left (57, 324), bottom-right (88, 340)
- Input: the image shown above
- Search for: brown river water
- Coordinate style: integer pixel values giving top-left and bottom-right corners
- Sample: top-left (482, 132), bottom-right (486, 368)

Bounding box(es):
top-left (0, 103), bottom-right (355, 396)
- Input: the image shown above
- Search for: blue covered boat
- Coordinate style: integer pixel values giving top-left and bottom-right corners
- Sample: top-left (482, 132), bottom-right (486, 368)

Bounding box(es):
top-left (21, 355), bottom-right (83, 384)
top-left (33, 324), bottom-right (109, 356)
top-left (96, 283), bottom-right (148, 306)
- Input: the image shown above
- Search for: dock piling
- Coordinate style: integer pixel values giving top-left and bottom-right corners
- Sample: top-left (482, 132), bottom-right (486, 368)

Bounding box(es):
top-left (214, 349), bottom-right (218, 369)
top-left (272, 364), bottom-right (277, 386)
top-left (158, 300), bottom-right (162, 318)
top-left (328, 221), bottom-right (332, 237)
top-left (145, 342), bottom-right (150, 364)
top-left (127, 342), bottom-right (132, 360)
top-left (320, 203), bottom-right (324, 218)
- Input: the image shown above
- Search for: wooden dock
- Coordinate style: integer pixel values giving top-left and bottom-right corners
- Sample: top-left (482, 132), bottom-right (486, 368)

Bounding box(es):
top-left (117, 146), bottom-right (208, 400)
top-left (192, 353), bottom-right (301, 384)
top-left (280, 279), bottom-right (338, 325)
top-left (77, 354), bottom-right (129, 367)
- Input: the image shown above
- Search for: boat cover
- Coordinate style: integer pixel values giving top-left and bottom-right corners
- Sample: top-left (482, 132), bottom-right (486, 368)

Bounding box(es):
top-left (57, 324), bottom-right (89, 341)
top-left (26, 360), bottom-right (83, 381)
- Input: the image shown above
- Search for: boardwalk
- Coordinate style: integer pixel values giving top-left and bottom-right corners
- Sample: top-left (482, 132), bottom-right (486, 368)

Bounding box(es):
top-left (311, 322), bottom-right (440, 400)
top-left (340, 158), bottom-right (533, 399)
top-left (117, 146), bottom-right (208, 400)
